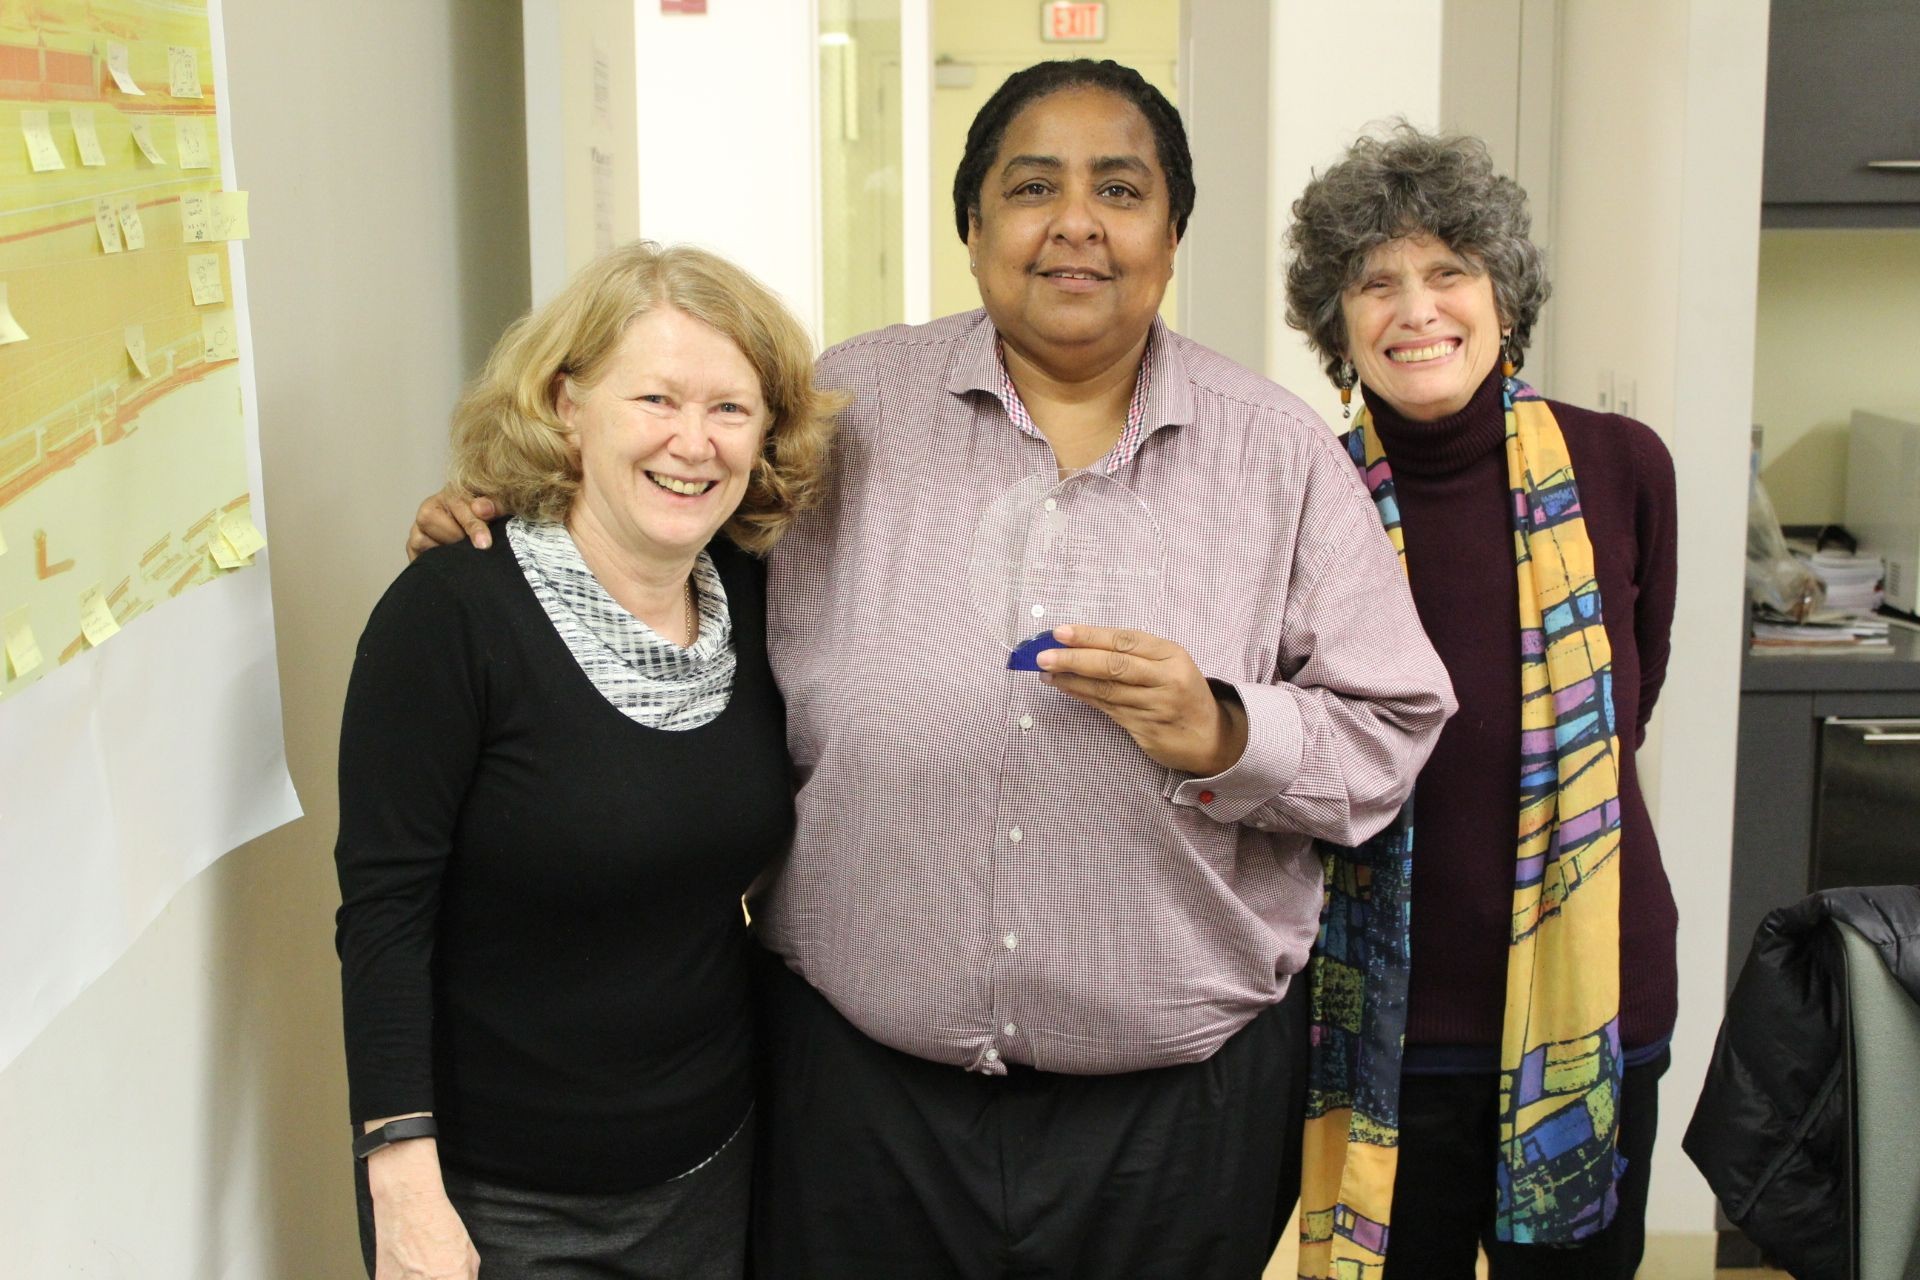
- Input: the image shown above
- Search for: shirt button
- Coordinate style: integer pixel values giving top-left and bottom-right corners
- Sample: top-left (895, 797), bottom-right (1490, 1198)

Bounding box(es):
top-left (1003, 932), bottom-right (1019, 950)
top-left (1008, 826), bottom-right (1023, 843)
top-left (984, 1047), bottom-right (1000, 1062)
top-left (1004, 1023), bottom-right (1018, 1036)
top-left (1030, 604), bottom-right (1046, 619)
top-left (1044, 498), bottom-right (1058, 512)
top-left (1018, 714), bottom-right (1034, 731)
top-left (1198, 789), bottom-right (1216, 804)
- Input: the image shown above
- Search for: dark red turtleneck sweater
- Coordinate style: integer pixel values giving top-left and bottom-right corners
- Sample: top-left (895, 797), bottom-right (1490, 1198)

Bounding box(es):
top-left (1364, 369), bottom-right (1680, 1062)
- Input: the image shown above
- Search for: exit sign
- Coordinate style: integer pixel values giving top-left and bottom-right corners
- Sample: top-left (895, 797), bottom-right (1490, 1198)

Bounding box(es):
top-left (1042, 2), bottom-right (1106, 42)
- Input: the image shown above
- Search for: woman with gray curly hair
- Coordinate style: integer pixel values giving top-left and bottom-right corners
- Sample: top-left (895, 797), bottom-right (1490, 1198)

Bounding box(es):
top-left (1283, 125), bottom-right (1678, 1280)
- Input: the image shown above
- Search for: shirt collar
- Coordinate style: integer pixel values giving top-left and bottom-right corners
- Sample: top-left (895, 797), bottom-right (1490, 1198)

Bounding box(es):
top-left (510, 518), bottom-right (731, 668)
top-left (944, 311), bottom-right (1195, 473)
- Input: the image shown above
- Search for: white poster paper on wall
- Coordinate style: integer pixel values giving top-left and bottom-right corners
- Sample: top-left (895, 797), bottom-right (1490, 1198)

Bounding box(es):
top-left (0, 0), bottom-right (300, 1071)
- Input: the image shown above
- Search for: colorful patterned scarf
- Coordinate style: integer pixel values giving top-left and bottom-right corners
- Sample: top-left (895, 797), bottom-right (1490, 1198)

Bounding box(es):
top-left (1299, 378), bottom-right (1626, 1276)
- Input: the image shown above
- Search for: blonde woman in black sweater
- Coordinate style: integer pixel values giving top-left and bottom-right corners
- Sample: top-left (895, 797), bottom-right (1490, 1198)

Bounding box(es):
top-left (334, 242), bottom-right (842, 1280)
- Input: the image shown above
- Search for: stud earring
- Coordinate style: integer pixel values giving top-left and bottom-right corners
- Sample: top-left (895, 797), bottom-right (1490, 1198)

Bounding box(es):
top-left (1335, 360), bottom-right (1356, 420)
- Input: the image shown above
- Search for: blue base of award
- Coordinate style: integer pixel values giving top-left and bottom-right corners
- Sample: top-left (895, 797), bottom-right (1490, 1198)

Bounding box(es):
top-left (1006, 630), bottom-right (1060, 671)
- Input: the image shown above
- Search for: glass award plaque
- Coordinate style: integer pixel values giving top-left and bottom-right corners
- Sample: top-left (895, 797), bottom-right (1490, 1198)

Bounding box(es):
top-left (967, 470), bottom-right (1169, 671)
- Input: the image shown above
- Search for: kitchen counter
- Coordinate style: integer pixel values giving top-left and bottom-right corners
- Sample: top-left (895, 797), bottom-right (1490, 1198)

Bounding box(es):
top-left (1742, 622), bottom-right (1920, 692)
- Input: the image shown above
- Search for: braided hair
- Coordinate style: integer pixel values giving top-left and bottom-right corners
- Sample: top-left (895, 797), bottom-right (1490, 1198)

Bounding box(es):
top-left (951, 59), bottom-right (1195, 244)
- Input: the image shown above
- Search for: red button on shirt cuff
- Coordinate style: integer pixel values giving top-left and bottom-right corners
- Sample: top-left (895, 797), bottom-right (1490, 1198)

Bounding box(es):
top-left (1197, 789), bottom-right (1215, 805)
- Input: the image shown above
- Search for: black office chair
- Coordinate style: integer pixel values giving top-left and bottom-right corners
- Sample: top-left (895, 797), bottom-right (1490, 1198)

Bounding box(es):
top-left (1685, 885), bottom-right (1920, 1280)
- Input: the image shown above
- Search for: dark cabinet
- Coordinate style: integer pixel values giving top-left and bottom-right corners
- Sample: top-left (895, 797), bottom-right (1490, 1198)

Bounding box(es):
top-left (1728, 629), bottom-right (1920, 998)
top-left (1764, 0), bottom-right (1920, 226)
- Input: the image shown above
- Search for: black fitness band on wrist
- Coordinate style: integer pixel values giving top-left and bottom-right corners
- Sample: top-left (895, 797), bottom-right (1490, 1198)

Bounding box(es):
top-left (352, 1115), bottom-right (439, 1160)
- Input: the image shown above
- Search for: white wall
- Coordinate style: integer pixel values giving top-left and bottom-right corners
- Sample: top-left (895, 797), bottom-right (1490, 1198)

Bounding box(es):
top-left (523, 0), bottom-right (640, 304)
top-left (0, 2), bottom-right (530, 1274)
top-left (1265, 1), bottom-right (1442, 422)
top-left (632, 1), bottom-right (823, 339)
top-left (1179, 0), bottom-right (1270, 374)
top-left (1753, 228), bottom-right (1920, 524)
top-left (1550, 0), bottom-right (1770, 1254)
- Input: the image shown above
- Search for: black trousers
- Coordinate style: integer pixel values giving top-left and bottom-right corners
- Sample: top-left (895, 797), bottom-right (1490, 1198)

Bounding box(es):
top-left (353, 1114), bottom-right (751, 1279)
top-left (749, 951), bottom-right (1311, 1280)
top-left (1380, 1050), bottom-right (1670, 1280)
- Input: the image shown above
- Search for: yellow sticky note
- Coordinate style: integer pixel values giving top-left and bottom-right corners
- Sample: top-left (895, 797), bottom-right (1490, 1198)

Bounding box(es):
top-left (219, 510), bottom-right (267, 560)
top-left (176, 118), bottom-right (210, 170)
top-left (210, 191), bottom-right (250, 241)
top-left (125, 325), bottom-right (150, 378)
top-left (72, 108), bottom-right (107, 166)
top-left (169, 45), bottom-right (202, 99)
top-left (188, 252), bottom-right (224, 306)
top-left (201, 310), bottom-right (238, 362)
top-left (0, 283), bottom-right (27, 347)
top-left (208, 530), bottom-right (245, 570)
top-left (107, 43), bottom-right (144, 95)
top-left (117, 198), bottom-right (146, 250)
top-left (95, 198), bottom-right (125, 254)
top-left (4, 607), bottom-right (42, 679)
top-left (21, 109), bottom-right (64, 172)
top-left (78, 586), bottom-right (122, 647)
top-left (129, 117), bottom-right (164, 164)
top-left (179, 190), bottom-right (211, 242)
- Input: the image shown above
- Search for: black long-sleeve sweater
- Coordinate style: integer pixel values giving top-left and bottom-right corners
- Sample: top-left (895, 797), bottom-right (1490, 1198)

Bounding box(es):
top-left (333, 529), bottom-right (792, 1192)
top-left (1364, 370), bottom-right (1680, 1060)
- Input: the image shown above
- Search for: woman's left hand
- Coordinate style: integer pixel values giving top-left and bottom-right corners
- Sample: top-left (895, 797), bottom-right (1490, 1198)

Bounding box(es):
top-left (1037, 625), bottom-right (1248, 777)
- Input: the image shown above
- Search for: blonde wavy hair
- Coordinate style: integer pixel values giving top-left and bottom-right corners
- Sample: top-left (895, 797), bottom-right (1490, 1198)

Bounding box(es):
top-left (448, 241), bottom-right (845, 555)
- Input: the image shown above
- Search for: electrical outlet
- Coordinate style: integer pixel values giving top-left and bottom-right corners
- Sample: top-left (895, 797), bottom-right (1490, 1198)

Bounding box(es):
top-left (1596, 371), bottom-right (1614, 413)
top-left (1616, 377), bottom-right (1636, 419)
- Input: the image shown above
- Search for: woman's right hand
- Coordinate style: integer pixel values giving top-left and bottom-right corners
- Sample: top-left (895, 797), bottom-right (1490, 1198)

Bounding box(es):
top-left (407, 489), bottom-right (499, 562)
top-left (367, 1139), bottom-right (481, 1279)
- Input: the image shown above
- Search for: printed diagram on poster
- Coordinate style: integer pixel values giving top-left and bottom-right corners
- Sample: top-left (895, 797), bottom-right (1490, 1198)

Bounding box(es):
top-left (0, 0), bottom-right (300, 1071)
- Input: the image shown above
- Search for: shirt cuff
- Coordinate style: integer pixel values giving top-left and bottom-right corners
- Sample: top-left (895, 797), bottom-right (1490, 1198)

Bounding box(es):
top-left (1164, 680), bottom-right (1305, 824)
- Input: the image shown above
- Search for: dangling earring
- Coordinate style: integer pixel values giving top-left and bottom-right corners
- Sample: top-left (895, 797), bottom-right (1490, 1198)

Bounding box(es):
top-left (1335, 360), bottom-right (1356, 420)
top-left (1501, 331), bottom-right (1517, 378)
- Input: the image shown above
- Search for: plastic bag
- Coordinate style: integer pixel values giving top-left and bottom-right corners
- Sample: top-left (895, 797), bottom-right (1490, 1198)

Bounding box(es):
top-left (1746, 477), bottom-right (1823, 621)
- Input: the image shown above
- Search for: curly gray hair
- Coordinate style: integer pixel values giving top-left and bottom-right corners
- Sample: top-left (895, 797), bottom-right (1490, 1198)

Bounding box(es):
top-left (1283, 123), bottom-right (1550, 384)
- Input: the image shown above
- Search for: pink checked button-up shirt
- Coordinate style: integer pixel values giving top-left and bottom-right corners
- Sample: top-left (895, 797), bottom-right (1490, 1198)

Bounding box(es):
top-left (757, 311), bottom-right (1454, 1076)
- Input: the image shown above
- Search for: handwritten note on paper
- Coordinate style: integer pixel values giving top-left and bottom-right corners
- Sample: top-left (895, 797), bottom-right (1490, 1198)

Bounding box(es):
top-left (176, 118), bottom-right (211, 169)
top-left (129, 118), bottom-right (165, 164)
top-left (125, 325), bottom-right (151, 377)
top-left (107, 43), bottom-right (145, 95)
top-left (117, 198), bottom-right (147, 250)
top-left (593, 147), bottom-right (615, 255)
top-left (4, 607), bottom-right (42, 679)
top-left (219, 511), bottom-right (267, 561)
top-left (168, 45), bottom-right (202, 98)
top-left (94, 199), bottom-right (125, 254)
top-left (72, 109), bottom-right (107, 167)
top-left (0, 283), bottom-right (28, 346)
top-left (593, 42), bottom-right (612, 129)
top-left (210, 191), bottom-right (250, 241)
top-left (187, 253), bottom-right (224, 306)
top-left (178, 190), bottom-right (211, 243)
top-left (21, 110), bottom-right (64, 172)
top-left (78, 586), bottom-right (122, 647)
top-left (201, 310), bottom-right (238, 362)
